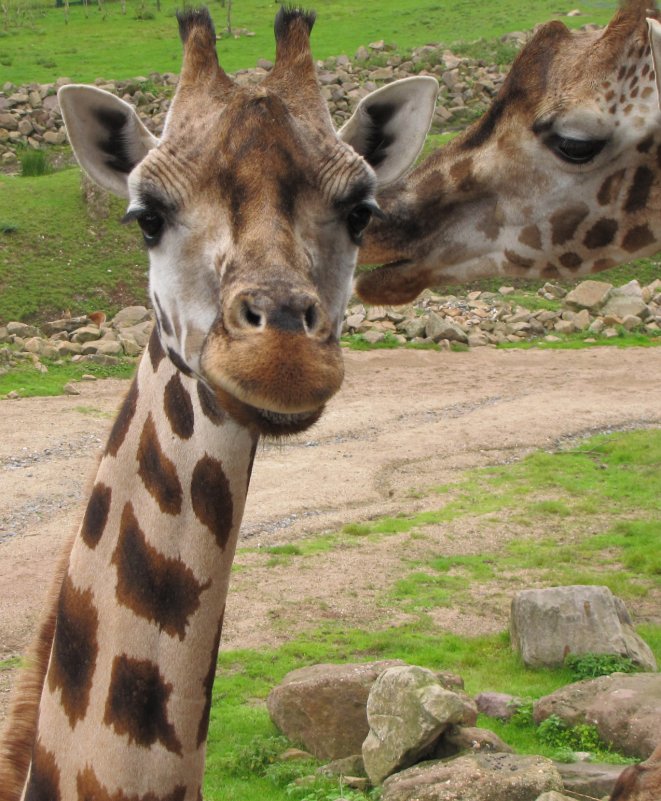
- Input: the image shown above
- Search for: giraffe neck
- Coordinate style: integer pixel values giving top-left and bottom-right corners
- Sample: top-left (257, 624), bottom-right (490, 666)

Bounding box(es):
top-left (24, 333), bottom-right (258, 801)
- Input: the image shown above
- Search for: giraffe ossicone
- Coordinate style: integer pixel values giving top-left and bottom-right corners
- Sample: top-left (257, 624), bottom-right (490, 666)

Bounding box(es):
top-left (357, 0), bottom-right (661, 305)
top-left (0, 8), bottom-right (437, 801)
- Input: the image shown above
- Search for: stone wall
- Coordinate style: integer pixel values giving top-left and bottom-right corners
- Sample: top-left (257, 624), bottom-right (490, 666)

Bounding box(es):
top-left (0, 37), bottom-right (521, 169)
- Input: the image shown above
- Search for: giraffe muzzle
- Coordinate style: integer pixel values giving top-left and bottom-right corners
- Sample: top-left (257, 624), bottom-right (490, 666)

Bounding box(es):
top-left (201, 286), bottom-right (344, 417)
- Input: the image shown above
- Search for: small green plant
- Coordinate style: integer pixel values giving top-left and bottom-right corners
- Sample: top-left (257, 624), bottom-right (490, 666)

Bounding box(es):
top-left (564, 653), bottom-right (638, 681)
top-left (19, 149), bottom-right (51, 177)
top-left (1, 221), bottom-right (18, 234)
top-left (510, 698), bottom-right (534, 728)
top-left (537, 714), bottom-right (605, 753)
top-left (219, 735), bottom-right (292, 777)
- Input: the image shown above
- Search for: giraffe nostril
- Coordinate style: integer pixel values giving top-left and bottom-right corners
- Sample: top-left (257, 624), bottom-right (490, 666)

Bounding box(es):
top-left (304, 304), bottom-right (319, 334)
top-left (241, 301), bottom-right (264, 328)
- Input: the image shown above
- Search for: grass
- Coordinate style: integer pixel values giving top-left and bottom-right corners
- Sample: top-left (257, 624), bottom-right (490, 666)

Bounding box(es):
top-left (0, 0), bottom-right (619, 85)
top-left (0, 168), bottom-right (148, 324)
top-left (0, 355), bottom-right (136, 396)
top-left (200, 428), bottom-right (661, 798)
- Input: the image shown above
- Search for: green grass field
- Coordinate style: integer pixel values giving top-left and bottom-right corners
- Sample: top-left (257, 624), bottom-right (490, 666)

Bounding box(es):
top-left (199, 428), bottom-right (661, 800)
top-left (1, 0), bottom-right (618, 85)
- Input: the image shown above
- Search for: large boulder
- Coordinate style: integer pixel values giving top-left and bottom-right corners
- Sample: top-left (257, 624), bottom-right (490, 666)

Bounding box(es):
top-left (362, 665), bottom-right (477, 785)
top-left (534, 673), bottom-right (661, 759)
top-left (266, 660), bottom-right (404, 760)
top-left (381, 753), bottom-right (563, 801)
top-left (510, 586), bottom-right (657, 670)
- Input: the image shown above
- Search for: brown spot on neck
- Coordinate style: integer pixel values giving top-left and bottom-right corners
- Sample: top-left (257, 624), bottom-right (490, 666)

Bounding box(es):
top-left (104, 654), bottom-right (182, 755)
top-left (550, 204), bottom-right (590, 246)
top-left (80, 483), bottom-right (112, 549)
top-left (24, 741), bottom-right (61, 801)
top-left (163, 372), bottom-right (195, 440)
top-left (47, 575), bottom-right (99, 727)
top-left (190, 455), bottom-right (234, 550)
top-left (137, 414), bottom-right (183, 516)
top-left (112, 502), bottom-right (210, 639)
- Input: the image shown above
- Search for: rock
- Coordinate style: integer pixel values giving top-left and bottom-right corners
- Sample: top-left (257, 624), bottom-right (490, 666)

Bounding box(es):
top-left (362, 665), bottom-right (475, 785)
top-left (564, 280), bottom-right (613, 311)
top-left (554, 761), bottom-right (624, 799)
top-left (266, 660), bottom-right (405, 760)
top-left (318, 754), bottom-right (366, 777)
top-left (81, 339), bottom-right (126, 356)
top-left (601, 294), bottom-right (649, 320)
top-left (474, 691), bottom-right (522, 721)
top-left (109, 305), bottom-right (151, 328)
top-left (498, 286), bottom-right (515, 295)
top-left (71, 326), bottom-right (103, 344)
top-left (607, 743), bottom-right (661, 801)
top-left (41, 316), bottom-right (90, 336)
top-left (572, 308), bottom-right (591, 330)
top-left (534, 793), bottom-right (574, 801)
top-left (425, 313), bottom-right (468, 343)
top-left (510, 585), bottom-right (657, 670)
top-left (435, 725), bottom-right (514, 758)
top-left (63, 382), bottom-right (80, 395)
top-left (381, 753), bottom-right (563, 801)
top-left (362, 330), bottom-right (385, 344)
top-left (7, 321), bottom-right (39, 338)
top-left (56, 342), bottom-right (82, 357)
top-left (534, 673), bottom-right (661, 759)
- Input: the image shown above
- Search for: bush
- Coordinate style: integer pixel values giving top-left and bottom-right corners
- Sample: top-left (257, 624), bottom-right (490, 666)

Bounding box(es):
top-left (19, 149), bottom-right (51, 177)
top-left (565, 653), bottom-right (638, 681)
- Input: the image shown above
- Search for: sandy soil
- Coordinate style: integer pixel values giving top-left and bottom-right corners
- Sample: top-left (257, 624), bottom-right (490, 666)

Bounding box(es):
top-left (1, 346), bottom-right (660, 721)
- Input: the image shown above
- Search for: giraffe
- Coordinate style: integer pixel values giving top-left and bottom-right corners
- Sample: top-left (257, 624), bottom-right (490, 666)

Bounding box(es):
top-left (355, 0), bottom-right (661, 305)
top-left (0, 9), bottom-right (437, 801)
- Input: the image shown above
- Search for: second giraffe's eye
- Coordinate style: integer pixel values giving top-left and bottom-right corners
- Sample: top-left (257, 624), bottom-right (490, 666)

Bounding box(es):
top-left (137, 212), bottom-right (165, 246)
top-left (547, 135), bottom-right (607, 164)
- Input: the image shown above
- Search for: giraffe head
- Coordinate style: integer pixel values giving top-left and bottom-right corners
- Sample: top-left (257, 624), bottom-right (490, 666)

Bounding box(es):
top-left (356, 0), bottom-right (661, 305)
top-left (58, 7), bottom-right (437, 432)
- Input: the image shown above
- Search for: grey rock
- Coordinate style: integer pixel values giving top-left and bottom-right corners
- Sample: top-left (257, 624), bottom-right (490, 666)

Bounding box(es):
top-left (110, 305), bottom-right (151, 328)
top-left (81, 340), bottom-right (123, 356)
top-left (71, 326), bottom-right (102, 344)
top-left (435, 725), bottom-right (514, 758)
top-left (381, 753), bottom-right (563, 801)
top-left (510, 585), bottom-right (657, 670)
top-left (474, 691), bottom-right (522, 721)
top-left (554, 761), bottom-right (624, 799)
top-left (362, 665), bottom-right (474, 785)
top-left (7, 321), bottom-right (39, 338)
top-left (425, 313), bottom-right (468, 343)
top-left (534, 793), bottom-right (574, 801)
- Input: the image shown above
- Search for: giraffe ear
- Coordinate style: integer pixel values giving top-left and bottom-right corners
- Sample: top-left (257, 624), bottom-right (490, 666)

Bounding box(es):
top-left (338, 76), bottom-right (438, 187)
top-left (58, 85), bottom-right (159, 198)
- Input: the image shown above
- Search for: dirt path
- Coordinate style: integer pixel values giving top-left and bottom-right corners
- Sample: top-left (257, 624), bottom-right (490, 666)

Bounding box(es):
top-left (1, 346), bottom-right (660, 721)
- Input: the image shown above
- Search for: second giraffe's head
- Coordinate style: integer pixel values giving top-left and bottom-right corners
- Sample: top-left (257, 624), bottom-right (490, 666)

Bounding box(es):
top-left (57, 7), bottom-right (437, 435)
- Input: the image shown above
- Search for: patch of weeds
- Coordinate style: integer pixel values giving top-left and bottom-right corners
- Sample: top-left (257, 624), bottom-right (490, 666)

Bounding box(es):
top-left (266, 544), bottom-right (303, 557)
top-left (218, 735), bottom-right (294, 777)
top-left (0, 656), bottom-right (22, 671)
top-left (527, 500), bottom-right (572, 516)
top-left (0, 357), bottom-right (136, 398)
top-left (564, 653), bottom-right (639, 681)
top-left (19, 149), bottom-right (51, 177)
top-left (342, 332), bottom-right (440, 351)
top-left (342, 523), bottom-right (372, 537)
top-left (75, 405), bottom-right (113, 418)
top-left (1, 221), bottom-right (18, 234)
top-left (390, 570), bottom-right (469, 611)
top-left (536, 714), bottom-right (634, 763)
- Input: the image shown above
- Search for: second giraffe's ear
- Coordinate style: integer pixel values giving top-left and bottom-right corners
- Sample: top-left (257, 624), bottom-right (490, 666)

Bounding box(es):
top-left (339, 76), bottom-right (438, 187)
top-left (648, 18), bottom-right (661, 108)
top-left (58, 85), bottom-right (159, 198)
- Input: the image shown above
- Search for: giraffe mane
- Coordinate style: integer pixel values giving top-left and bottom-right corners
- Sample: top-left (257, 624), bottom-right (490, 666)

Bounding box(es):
top-left (0, 530), bottom-right (76, 801)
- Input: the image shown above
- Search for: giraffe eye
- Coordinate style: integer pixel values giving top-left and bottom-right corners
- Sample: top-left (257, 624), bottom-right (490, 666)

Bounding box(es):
top-left (137, 212), bottom-right (165, 246)
top-left (347, 201), bottom-right (382, 243)
top-left (547, 134), bottom-right (607, 164)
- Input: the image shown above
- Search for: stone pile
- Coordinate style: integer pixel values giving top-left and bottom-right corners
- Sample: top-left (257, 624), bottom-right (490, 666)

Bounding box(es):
top-left (0, 305), bottom-right (152, 379)
top-left (0, 36), bottom-right (517, 167)
top-left (1, 279), bottom-right (659, 379)
top-left (343, 278), bottom-right (661, 348)
top-left (263, 587), bottom-right (658, 800)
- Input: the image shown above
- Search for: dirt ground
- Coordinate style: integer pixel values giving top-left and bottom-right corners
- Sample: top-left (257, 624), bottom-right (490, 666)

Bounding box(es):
top-left (1, 346), bottom-right (660, 723)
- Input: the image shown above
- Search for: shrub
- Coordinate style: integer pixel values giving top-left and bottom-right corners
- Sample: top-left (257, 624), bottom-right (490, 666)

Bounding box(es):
top-left (565, 653), bottom-right (638, 681)
top-left (19, 149), bottom-right (51, 177)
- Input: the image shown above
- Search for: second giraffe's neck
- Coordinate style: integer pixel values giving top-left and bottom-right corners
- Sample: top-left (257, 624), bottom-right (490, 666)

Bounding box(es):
top-left (26, 333), bottom-right (258, 801)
